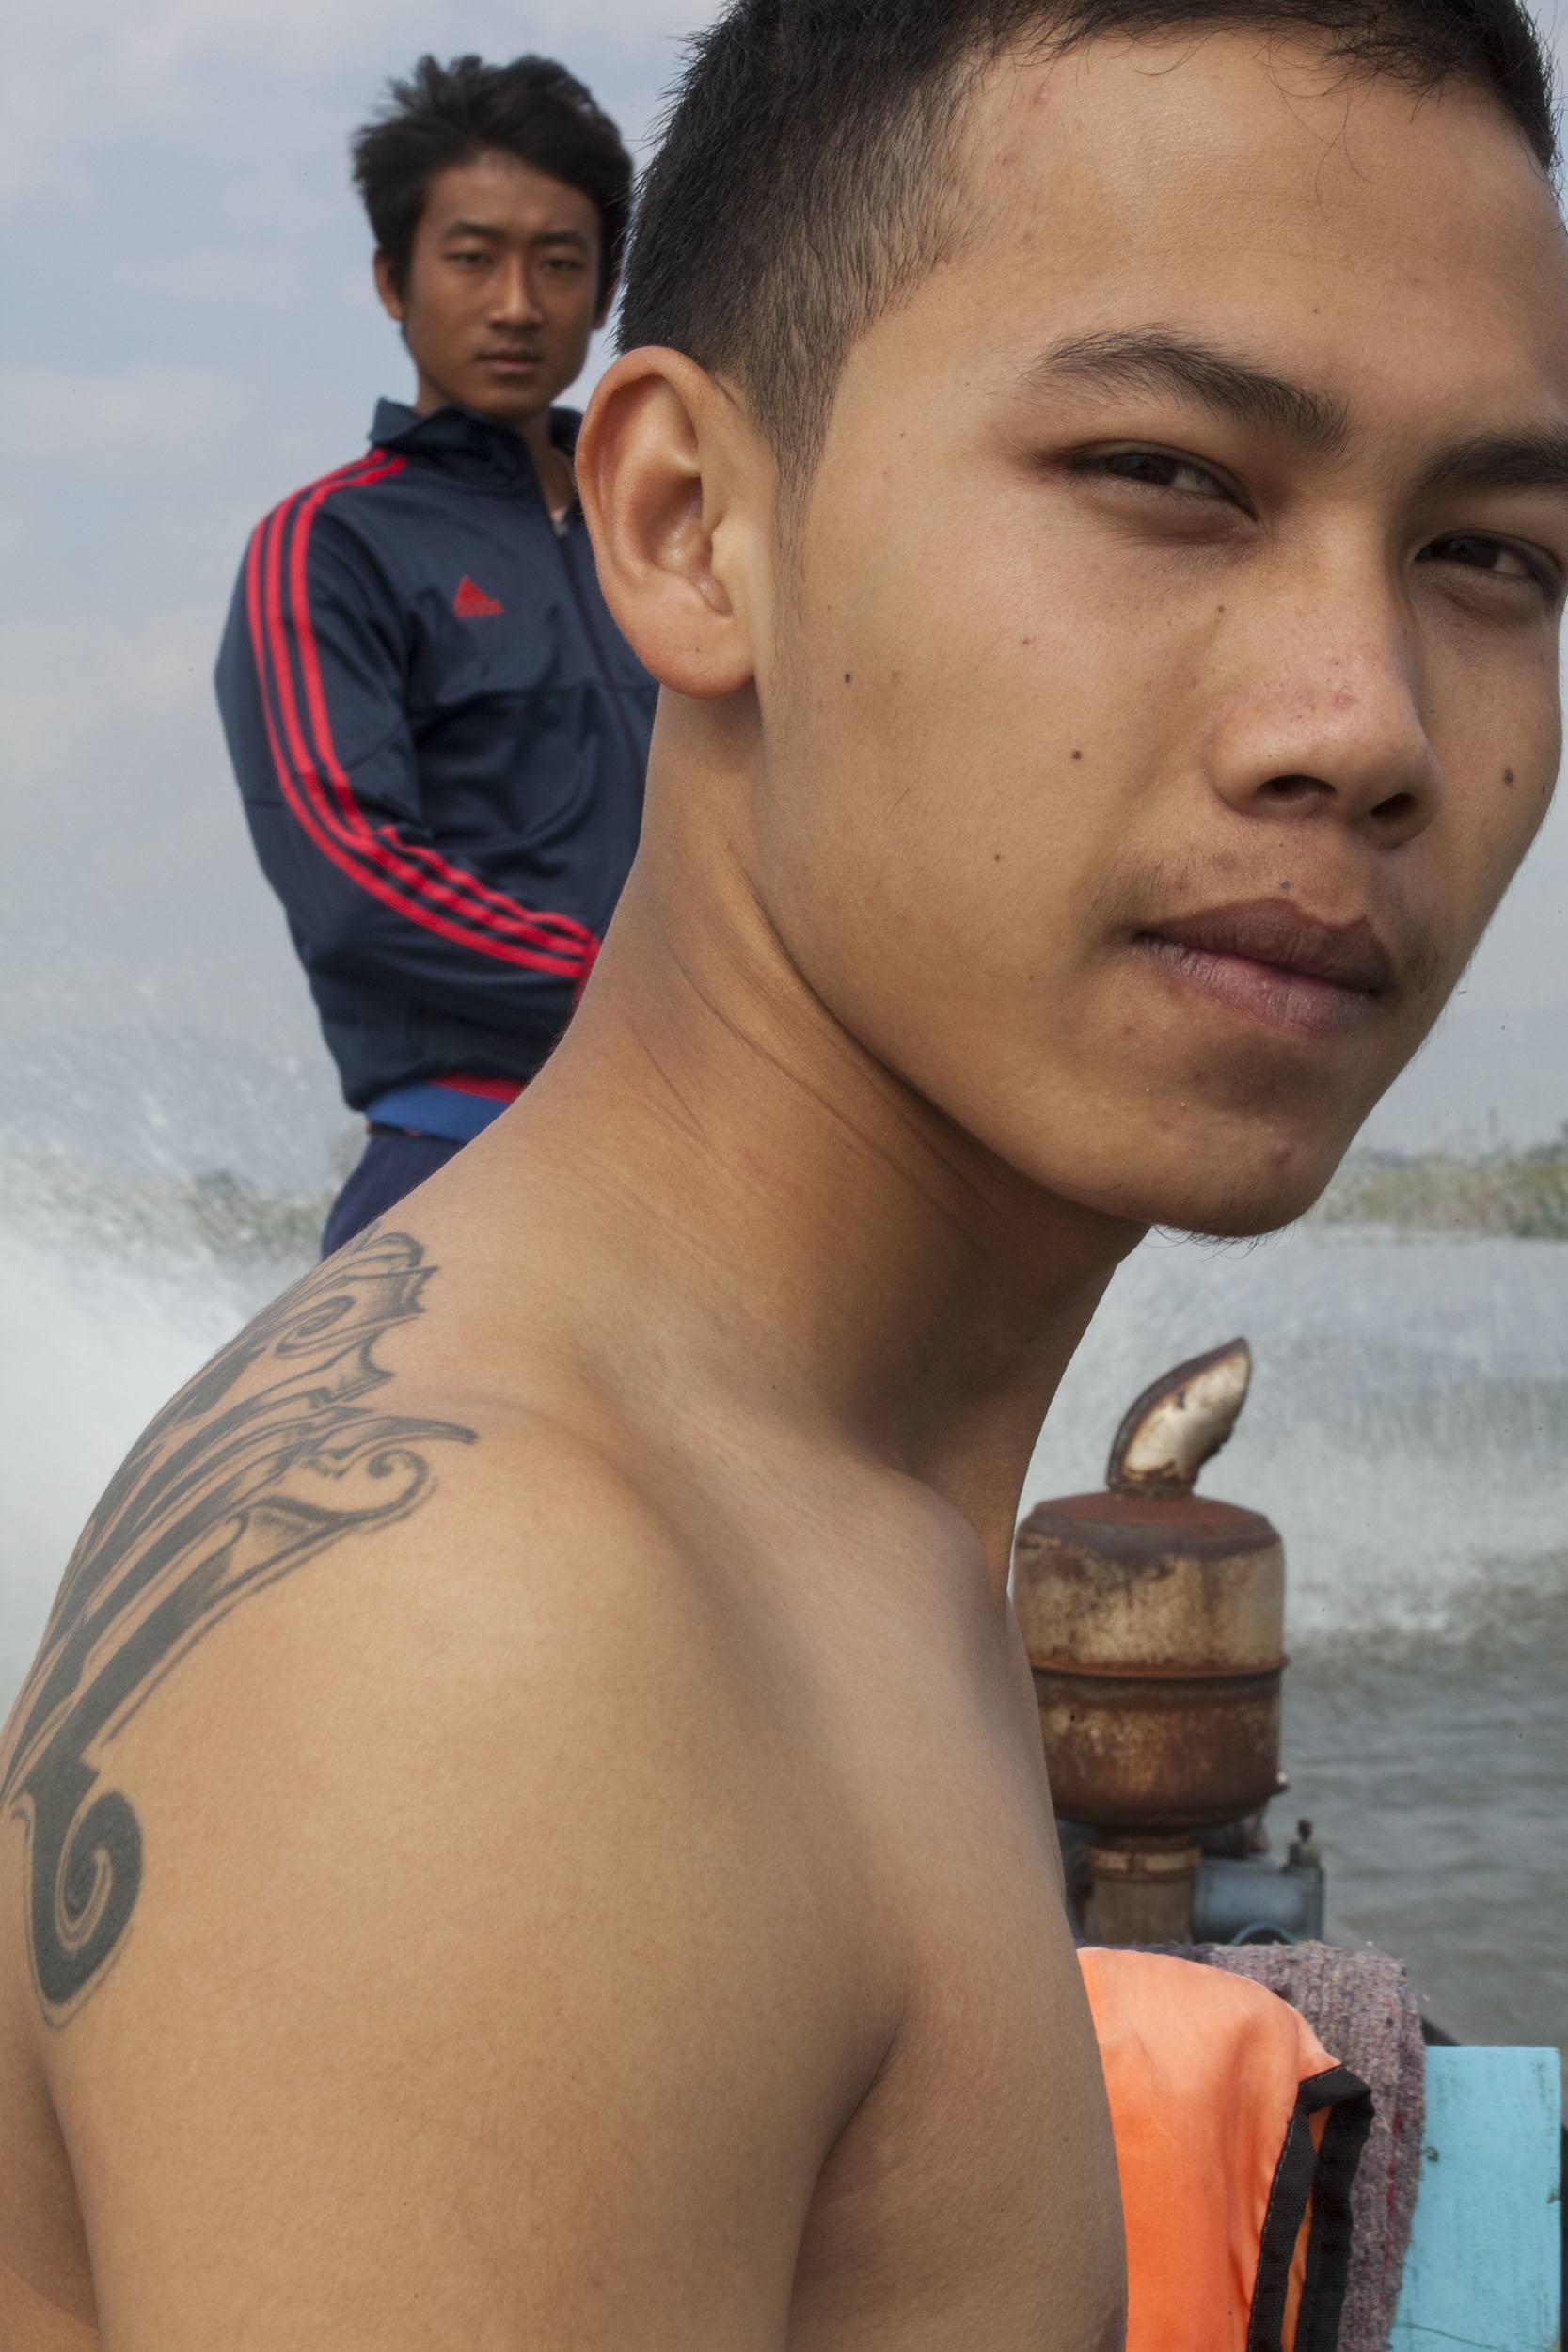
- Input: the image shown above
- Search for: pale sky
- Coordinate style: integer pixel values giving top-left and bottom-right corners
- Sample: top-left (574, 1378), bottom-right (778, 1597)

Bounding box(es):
top-left (3, 0), bottom-right (1566, 1188)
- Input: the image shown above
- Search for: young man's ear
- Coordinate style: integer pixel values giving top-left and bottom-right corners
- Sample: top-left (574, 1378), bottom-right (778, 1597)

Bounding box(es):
top-left (373, 250), bottom-right (405, 326)
top-left (576, 348), bottom-right (762, 700)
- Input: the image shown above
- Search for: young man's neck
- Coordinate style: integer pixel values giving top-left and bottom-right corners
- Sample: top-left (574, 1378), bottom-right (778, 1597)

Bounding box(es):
top-left (412, 374), bottom-right (562, 465)
top-left (484, 723), bottom-right (1146, 1583)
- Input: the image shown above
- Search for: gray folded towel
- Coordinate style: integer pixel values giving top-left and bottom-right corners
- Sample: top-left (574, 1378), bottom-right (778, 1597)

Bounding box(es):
top-left (1160, 1941), bottom-right (1425, 2352)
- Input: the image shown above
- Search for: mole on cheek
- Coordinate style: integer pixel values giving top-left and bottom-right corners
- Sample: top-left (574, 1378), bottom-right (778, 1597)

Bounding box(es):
top-left (1070, 749), bottom-right (1084, 762)
top-left (843, 672), bottom-right (853, 685)
top-left (1502, 768), bottom-right (1515, 787)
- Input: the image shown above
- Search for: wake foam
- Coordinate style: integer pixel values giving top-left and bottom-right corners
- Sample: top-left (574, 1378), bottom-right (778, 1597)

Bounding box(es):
top-left (0, 1173), bottom-right (310, 1708)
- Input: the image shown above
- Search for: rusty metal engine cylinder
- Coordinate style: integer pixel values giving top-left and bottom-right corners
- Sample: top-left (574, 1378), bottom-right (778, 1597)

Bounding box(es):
top-left (1014, 1338), bottom-right (1285, 1839)
top-left (1015, 1487), bottom-right (1284, 1833)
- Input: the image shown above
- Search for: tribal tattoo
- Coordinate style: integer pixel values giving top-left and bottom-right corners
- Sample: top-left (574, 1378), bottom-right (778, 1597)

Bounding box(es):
top-left (0, 1228), bottom-right (474, 2022)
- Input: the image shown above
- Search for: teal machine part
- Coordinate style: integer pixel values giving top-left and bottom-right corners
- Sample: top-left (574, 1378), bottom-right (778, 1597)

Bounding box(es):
top-left (1189, 1840), bottom-right (1325, 1946)
top-left (1054, 1814), bottom-right (1326, 1947)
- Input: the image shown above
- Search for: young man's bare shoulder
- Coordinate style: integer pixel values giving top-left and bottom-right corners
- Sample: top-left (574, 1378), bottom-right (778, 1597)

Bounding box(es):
top-left (1, 1226), bottom-right (884, 2052)
top-left (0, 1227), bottom-right (911, 2344)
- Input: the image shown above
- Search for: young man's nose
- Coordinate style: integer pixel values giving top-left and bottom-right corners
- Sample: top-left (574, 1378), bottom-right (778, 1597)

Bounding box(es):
top-left (1207, 605), bottom-right (1443, 850)
top-left (488, 261), bottom-right (546, 327)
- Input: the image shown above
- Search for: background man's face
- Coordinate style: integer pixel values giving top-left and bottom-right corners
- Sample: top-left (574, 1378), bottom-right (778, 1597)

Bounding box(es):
top-left (377, 150), bottom-right (606, 431)
top-left (747, 34), bottom-right (1568, 1237)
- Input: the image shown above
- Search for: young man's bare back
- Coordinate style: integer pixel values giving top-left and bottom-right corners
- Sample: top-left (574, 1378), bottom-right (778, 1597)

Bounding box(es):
top-left (5, 6), bottom-right (1567, 2343)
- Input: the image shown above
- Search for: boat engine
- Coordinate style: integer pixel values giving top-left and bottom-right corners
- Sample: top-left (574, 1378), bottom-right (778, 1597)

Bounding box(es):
top-left (1014, 1339), bottom-right (1323, 1947)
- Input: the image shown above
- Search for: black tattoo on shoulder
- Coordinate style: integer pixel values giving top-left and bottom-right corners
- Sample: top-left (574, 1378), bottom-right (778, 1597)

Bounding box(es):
top-left (1, 1229), bottom-right (474, 2022)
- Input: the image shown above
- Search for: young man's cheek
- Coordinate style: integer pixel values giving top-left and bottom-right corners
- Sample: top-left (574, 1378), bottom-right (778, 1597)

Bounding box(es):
top-left (1425, 733), bottom-right (1560, 981)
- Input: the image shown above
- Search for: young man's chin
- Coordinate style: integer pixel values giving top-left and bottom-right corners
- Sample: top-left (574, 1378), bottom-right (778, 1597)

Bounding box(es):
top-left (1034, 1116), bottom-right (1360, 1246)
top-left (1129, 1144), bottom-right (1351, 1245)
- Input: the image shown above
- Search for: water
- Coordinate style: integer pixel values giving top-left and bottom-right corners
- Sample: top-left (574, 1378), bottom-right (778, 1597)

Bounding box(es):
top-left (2, 1177), bottom-right (1563, 2061)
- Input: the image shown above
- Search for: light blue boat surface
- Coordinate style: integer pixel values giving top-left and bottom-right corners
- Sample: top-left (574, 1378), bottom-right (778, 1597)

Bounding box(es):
top-left (1390, 2045), bottom-right (1561, 2351)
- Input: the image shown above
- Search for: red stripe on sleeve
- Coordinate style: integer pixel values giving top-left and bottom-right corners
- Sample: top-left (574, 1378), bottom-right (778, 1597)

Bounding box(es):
top-left (245, 469), bottom-right (584, 979)
top-left (277, 462), bottom-right (598, 962)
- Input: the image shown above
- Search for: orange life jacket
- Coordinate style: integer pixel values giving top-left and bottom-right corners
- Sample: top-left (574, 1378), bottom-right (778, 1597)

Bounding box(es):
top-left (1080, 1947), bottom-right (1372, 2352)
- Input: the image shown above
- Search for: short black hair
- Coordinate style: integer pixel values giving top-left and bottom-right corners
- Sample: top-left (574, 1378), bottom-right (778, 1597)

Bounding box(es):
top-left (621, 1), bottom-right (1559, 494)
top-left (352, 53), bottom-right (634, 303)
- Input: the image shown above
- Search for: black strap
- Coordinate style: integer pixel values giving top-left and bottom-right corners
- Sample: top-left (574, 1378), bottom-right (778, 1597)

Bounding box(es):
top-left (1246, 2064), bottom-right (1374, 2352)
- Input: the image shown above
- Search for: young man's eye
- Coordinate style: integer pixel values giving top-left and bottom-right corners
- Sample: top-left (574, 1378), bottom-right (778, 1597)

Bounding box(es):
top-left (1422, 532), bottom-right (1559, 597)
top-left (449, 250), bottom-right (488, 269)
top-left (1077, 448), bottom-right (1231, 501)
top-left (543, 256), bottom-right (585, 274)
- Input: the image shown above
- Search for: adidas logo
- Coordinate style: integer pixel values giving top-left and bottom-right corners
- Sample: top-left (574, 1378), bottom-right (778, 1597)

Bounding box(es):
top-left (453, 576), bottom-right (504, 619)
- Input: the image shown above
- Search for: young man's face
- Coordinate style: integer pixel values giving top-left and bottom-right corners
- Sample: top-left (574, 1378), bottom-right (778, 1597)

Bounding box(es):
top-left (376, 150), bottom-right (609, 431)
top-left (747, 34), bottom-right (1568, 1237)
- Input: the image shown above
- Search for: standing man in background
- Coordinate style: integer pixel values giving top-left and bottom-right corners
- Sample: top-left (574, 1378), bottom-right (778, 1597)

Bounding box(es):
top-left (216, 56), bottom-right (654, 1252)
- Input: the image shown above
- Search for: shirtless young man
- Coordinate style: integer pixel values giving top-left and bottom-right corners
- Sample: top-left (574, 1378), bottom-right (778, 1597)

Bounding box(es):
top-left (3, 3), bottom-right (1565, 2344)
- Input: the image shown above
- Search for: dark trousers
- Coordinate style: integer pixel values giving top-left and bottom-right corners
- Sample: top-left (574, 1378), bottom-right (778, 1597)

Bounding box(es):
top-left (321, 1126), bottom-right (466, 1258)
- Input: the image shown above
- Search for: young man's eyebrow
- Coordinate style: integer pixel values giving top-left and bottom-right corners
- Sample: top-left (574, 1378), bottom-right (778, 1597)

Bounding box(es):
top-left (1025, 331), bottom-right (1568, 501)
top-left (1022, 328), bottom-right (1351, 459)
top-left (1412, 429), bottom-right (1568, 501)
top-left (440, 221), bottom-right (592, 251)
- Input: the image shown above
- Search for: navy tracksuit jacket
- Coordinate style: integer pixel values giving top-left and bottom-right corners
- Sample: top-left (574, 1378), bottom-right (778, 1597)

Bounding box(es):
top-left (214, 399), bottom-right (656, 1135)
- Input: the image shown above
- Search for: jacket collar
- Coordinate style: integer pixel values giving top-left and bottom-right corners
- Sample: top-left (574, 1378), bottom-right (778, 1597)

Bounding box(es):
top-left (369, 398), bottom-right (581, 493)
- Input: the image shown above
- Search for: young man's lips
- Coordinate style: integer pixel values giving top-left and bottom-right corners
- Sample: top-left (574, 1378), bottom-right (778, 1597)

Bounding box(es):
top-left (479, 352), bottom-right (543, 372)
top-left (1134, 900), bottom-right (1398, 1040)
